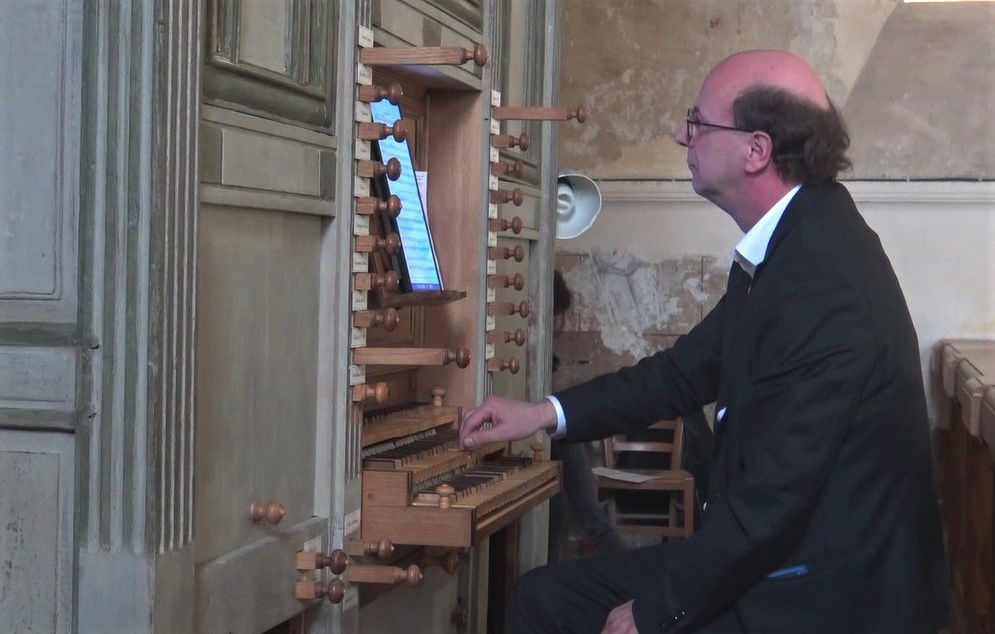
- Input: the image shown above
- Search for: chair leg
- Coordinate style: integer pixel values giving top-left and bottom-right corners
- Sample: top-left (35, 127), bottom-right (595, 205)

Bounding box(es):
top-left (682, 482), bottom-right (694, 538)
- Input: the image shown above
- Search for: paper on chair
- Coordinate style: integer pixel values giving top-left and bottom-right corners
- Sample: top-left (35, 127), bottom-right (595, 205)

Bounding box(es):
top-left (592, 467), bottom-right (663, 483)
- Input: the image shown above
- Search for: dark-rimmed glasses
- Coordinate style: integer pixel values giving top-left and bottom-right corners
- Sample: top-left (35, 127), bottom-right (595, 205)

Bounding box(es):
top-left (685, 108), bottom-right (753, 141)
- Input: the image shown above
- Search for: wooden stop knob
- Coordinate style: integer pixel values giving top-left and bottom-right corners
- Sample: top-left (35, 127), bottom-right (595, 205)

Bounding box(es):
top-left (431, 387), bottom-right (446, 407)
top-left (295, 579), bottom-right (345, 603)
top-left (384, 157), bottom-right (401, 180)
top-left (516, 132), bottom-right (531, 151)
top-left (358, 82), bottom-right (403, 104)
top-left (324, 579), bottom-right (346, 603)
top-left (508, 273), bottom-right (525, 290)
top-left (436, 484), bottom-right (455, 509)
top-left (509, 159), bottom-right (524, 177)
top-left (379, 195), bottom-right (402, 218)
top-left (444, 346), bottom-right (471, 368)
top-left (513, 329), bottom-right (526, 346)
top-left (358, 121), bottom-right (408, 142)
top-left (249, 500), bottom-right (286, 525)
top-left (570, 105), bottom-right (588, 123)
top-left (514, 301), bottom-right (530, 318)
top-left (353, 382), bottom-right (389, 403)
top-left (381, 307), bottom-right (399, 330)
top-left (371, 271), bottom-right (399, 292)
top-left (403, 564), bottom-right (423, 585)
top-left (491, 188), bottom-right (524, 206)
top-left (532, 440), bottom-right (545, 462)
top-left (377, 233), bottom-right (401, 254)
top-left (368, 538), bottom-right (394, 560)
top-left (464, 43), bottom-right (488, 67)
top-left (490, 216), bottom-right (523, 234)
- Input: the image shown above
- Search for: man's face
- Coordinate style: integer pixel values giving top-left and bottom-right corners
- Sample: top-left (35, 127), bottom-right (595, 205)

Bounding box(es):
top-left (674, 74), bottom-right (745, 204)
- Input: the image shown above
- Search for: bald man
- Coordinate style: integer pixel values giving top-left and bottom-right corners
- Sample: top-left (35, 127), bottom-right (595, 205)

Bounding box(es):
top-left (459, 50), bottom-right (950, 633)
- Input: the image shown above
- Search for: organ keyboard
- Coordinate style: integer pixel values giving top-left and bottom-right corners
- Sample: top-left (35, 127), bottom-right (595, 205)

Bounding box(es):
top-left (357, 400), bottom-right (560, 550)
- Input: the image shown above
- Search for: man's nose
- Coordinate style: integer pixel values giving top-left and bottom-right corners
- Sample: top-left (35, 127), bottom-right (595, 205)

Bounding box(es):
top-left (674, 123), bottom-right (690, 147)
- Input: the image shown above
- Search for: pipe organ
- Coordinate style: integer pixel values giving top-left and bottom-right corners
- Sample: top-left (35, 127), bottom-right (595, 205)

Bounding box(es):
top-left (15, 0), bottom-right (579, 632)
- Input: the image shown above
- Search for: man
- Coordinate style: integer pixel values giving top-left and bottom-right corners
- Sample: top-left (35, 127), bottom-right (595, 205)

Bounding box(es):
top-left (459, 50), bottom-right (950, 633)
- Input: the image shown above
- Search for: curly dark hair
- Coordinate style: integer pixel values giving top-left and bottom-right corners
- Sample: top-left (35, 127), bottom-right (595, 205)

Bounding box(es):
top-left (732, 85), bottom-right (852, 184)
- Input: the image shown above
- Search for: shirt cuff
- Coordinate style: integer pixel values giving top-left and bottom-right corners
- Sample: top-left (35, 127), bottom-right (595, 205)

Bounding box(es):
top-left (545, 395), bottom-right (567, 439)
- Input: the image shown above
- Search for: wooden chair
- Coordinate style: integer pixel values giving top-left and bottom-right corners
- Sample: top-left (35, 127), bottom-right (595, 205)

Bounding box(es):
top-left (596, 419), bottom-right (696, 540)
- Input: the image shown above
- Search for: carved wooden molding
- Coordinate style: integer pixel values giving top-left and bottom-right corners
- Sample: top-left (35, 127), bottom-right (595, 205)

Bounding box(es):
top-left (77, 0), bottom-right (201, 556)
top-left (204, 0), bottom-right (337, 129)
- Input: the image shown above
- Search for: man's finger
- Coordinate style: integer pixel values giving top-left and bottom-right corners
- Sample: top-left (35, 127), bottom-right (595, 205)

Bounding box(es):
top-left (459, 407), bottom-right (492, 447)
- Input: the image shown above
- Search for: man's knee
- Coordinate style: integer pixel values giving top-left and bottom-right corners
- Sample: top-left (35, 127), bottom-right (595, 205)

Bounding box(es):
top-left (508, 565), bottom-right (559, 631)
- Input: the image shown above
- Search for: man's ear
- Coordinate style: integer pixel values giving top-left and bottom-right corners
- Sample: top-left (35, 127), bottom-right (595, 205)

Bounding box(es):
top-left (744, 131), bottom-right (774, 174)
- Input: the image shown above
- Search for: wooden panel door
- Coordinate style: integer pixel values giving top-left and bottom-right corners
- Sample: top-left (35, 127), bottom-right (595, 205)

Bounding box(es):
top-left (194, 3), bottom-right (337, 631)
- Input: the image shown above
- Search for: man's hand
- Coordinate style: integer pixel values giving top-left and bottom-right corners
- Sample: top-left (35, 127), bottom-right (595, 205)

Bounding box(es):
top-left (459, 396), bottom-right (557, 449)
top-left (601, 600), bottom-right (638, 634)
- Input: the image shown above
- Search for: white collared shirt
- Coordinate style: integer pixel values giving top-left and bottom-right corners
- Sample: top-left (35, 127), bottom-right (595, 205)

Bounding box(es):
top-left (547, 185), bottom-right (802, 438)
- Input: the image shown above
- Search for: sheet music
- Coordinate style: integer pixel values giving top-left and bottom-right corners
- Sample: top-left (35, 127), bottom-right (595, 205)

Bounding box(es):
top-left (370, 100), bottom-right (443, 291)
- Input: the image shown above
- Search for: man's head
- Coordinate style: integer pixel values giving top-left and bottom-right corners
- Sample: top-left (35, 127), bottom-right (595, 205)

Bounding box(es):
top-left (674, 50), bottom-right (851, 231)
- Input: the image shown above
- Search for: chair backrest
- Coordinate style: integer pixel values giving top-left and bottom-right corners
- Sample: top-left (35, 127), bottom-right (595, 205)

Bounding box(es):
top-left (603, 419), bottom-right (684, 471)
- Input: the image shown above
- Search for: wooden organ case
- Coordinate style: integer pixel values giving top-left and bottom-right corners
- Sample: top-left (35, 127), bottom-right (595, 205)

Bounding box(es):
top-left (191, 1), bottom-right (574, 633)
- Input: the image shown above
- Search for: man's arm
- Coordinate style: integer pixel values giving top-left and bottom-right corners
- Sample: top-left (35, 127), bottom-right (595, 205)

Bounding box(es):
top-left (459, 296), bottom-right (726, 449)
top-left (555, 294), bottom-right (726, 443)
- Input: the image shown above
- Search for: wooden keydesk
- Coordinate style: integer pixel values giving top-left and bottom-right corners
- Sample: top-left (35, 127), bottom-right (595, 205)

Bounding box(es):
top-left (936, 339), bottom-right (995, 632)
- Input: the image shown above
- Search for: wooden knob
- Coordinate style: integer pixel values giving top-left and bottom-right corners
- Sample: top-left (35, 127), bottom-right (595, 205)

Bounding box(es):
top-left (515, 300), bottom-right (530, 318)
top-left (381, 195), bottom-right (402, 218)
top-left (357, 121), bottom-right (408, 142)
top-left (370, 538), bottom-right (394, 560)
top-left (298, 549), bottom-right (349, 574)
top-left (570, 105), bottom-right (588, 123)
top-left (368, 271), bottom-right (400, 292)
top-left (353, 382), bottom-right (388, 403)
top-left (355, 195), bottom-right (402, 218)
top-left (355, 233), bottom-right (401, 255)
top-left (532, 440), bottom-right (545, 462)
top-left (491, 159), bottom-right (524, 178)
top-left (512, 329), bottom-right (526, 346)
top-left (488, 358), bottom-right (519, 373)
top-left (444, 346), bottom-right (471, 368)
top-left (490, 216), bottom-right (523, 234)
top-left (356, 158), bottom-right (401, 180)
top-left (326, 549), bottom-right (349, 574)
top-left (421, 549), bottom-right (461, 576)
top-left (509, 273), bottom-right (525, 290)
top-left (431, 387), bottom-right (446, 407)
top-left (357, 82), bottom-right (403, 104)
top-left (249, 500), bottom-right (286, 525)
top-left (491, 188), bottom-right (524, 206)
top-left (295, 579), bottom-right (346, 603)
top-left (490, 132), bottom-right (530, 150)
top-left (436, 484), bottom-right (455, 509)
top-left (488, 245), bottom-right (524, 262)
top-left (464, 43), bottom-right (488, 67)
top-left (403, 564), bottom-right (423, 585)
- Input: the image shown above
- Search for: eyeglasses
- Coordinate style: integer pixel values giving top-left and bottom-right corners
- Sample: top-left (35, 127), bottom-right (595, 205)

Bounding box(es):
top-left (685, 108), bottom-right (753, 141)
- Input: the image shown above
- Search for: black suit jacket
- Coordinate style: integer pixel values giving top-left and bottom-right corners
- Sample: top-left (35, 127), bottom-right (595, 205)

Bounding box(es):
top-left (554, 183), bottom-right (950, 633)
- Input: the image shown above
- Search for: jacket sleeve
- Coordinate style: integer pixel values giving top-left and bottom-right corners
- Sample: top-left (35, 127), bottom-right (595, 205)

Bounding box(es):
top-left (552, 294), bottom-right (726, 443)
top-left (631, 276), bottom-right (877, 633)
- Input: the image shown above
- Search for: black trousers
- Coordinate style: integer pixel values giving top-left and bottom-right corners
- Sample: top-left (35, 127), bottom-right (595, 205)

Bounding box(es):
top-left (506, 544), bottom-right (744, 634)
top-left (509, 544), bottom-right (689, 633)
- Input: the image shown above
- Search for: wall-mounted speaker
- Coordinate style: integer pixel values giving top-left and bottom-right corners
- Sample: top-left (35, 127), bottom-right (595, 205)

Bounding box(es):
top-left (555, 173), bottom-right (601, 239)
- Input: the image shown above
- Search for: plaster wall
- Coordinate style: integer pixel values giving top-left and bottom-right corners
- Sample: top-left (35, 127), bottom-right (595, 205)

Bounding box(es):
top-left (560, 0), bottom-right (994, 180)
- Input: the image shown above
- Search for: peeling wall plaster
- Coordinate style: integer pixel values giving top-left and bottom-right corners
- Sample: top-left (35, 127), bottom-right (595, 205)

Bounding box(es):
top-left (553, 250), bottom-right (726, 378)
